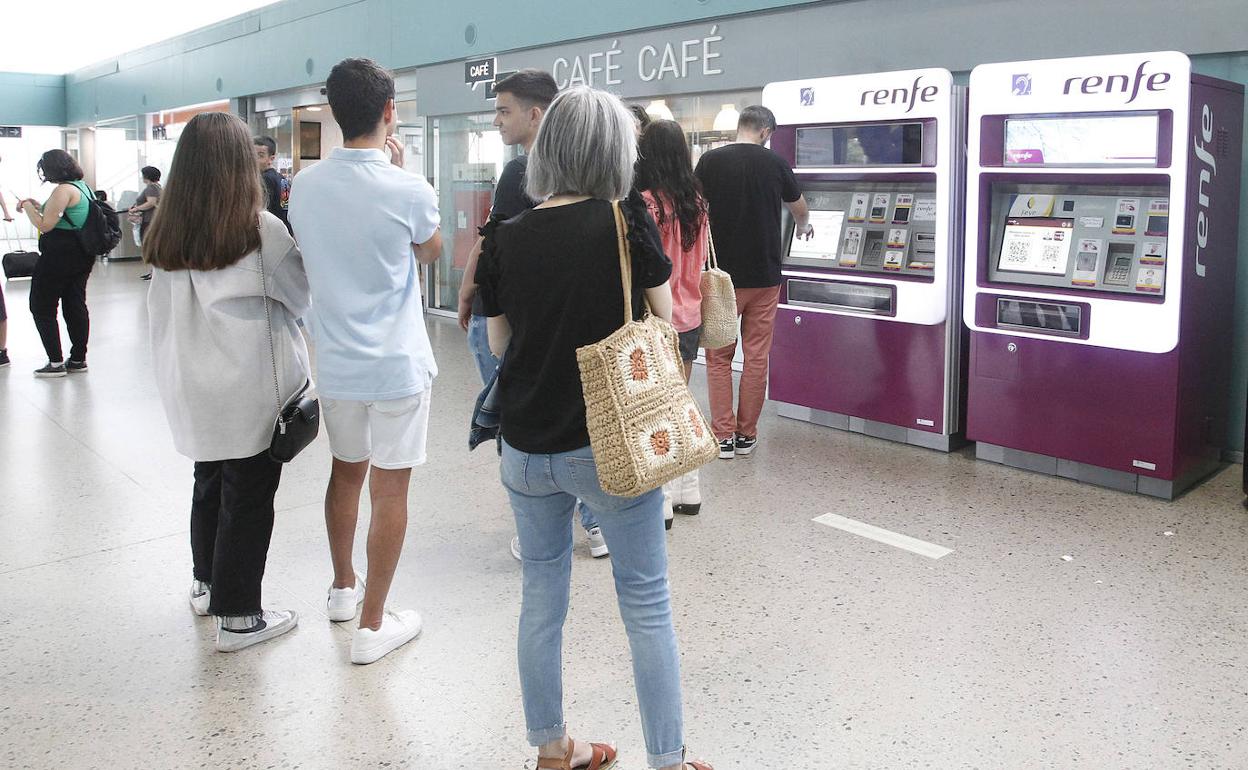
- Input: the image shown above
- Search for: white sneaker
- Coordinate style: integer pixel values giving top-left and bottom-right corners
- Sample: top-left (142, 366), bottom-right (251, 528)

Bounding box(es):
top-left (662, 484), bottom-right (675, 531)
top-left (586, 526), bottom-right (609, 558)
top-left (510, 535), bottom-right (522, 561)
top-left (327, 572), bottom-right (366, 622)
top-left (675, 469), bottom-right (701, 515)
top-left (189, 580), bottom-right (211, 616)
top-left (215, 610), bottom-right (298, 652)
top-left (351, 608), bottom-right (423, 665)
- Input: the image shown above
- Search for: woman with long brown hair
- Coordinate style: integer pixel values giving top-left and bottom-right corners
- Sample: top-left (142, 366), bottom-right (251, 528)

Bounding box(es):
top-left (146, 112), bottom-right (311, 652)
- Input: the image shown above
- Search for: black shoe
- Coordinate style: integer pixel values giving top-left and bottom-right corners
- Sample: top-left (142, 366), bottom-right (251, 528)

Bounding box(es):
top-left (34, 362), bottom-right (67, 378)
top-left (66, 359), bottom-right (88, 373)
top-left (718, 438), bottom-right (735, 460)
top-left (141, 272), bottom-right (153, 281)
top-left (0, 349), bottom-right (9, 368)
top-left (734, 434), bottom-right (758, 456)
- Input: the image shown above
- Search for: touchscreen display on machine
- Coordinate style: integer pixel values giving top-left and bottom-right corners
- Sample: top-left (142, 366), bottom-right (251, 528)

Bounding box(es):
top-left (796, 123), bottom-right (925, 167)
top-left (788, 210), bottom-right (845, 260)
top-left (998, 218), bottom-right (1074, 275)
top-left (1004, 114), bottom-right (1160, 166)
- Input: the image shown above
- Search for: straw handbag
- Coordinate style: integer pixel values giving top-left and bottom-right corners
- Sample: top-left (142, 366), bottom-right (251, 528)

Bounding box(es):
top-left (576, 202), bottom-right (719, 498)
top-left (698, 231), bottom-right (737, 350)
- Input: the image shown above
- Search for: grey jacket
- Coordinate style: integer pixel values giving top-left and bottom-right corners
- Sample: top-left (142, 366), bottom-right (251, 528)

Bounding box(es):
top-left (148, 212), bottom-right (312, 461)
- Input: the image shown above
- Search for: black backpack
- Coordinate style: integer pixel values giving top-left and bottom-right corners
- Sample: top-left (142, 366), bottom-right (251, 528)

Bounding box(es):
top-left (64, 181), bottom-right (122, 258)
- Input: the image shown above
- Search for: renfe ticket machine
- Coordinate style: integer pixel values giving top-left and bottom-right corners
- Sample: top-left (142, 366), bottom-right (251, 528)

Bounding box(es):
top-left (964, 52), bottom-right (1243, 498)
top-left (763, 69), bottom-right (967, 451)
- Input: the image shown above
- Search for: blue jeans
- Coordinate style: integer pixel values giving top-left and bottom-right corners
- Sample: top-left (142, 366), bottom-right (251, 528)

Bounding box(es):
top-left (501, 440), bottom-right (684, 769)
top-left (468, 314), bottom-right (499, 386)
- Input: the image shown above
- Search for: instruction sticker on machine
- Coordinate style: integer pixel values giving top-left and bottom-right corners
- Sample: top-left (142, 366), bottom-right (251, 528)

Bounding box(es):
top-left (848, 193), bottom-right (870, 223)
top-left (912, 199), bottom-right (938, 222)
top-left (1009, 194), bottom-right (1055, 218)
top-left (1072, 239), bottom-right (1102, 286)
top-left (1145, 199), bottom-right (1169, 236)
top-left (883, 250), bottom-right (905, 271)
top-left (1136, 266), bottom-right (1164, 293)
top-left (892, 194), bottom-right (914, 224)
top-left (998, 218), bottom-right (1073, 275)
top-left (1140, 241), bottom-right (1167, 266)
top-left (887, 228), bottom-right (908, 249)
top-left (1112, 198), bottom-right (1140, 235)
top-left (840, 227), bottom-right (863, 266)
top-left (869, 194), bottom-right (891, 223)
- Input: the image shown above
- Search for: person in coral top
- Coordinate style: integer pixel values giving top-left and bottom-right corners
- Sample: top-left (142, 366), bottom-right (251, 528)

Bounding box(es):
top-left (636, 119), bottom-right (710, 521)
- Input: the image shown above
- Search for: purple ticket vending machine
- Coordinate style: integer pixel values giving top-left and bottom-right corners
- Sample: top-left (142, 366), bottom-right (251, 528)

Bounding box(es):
top-left (963, 51), bottom-right (1243, 499)
top-left (761, 69), bottom-right (968, 451)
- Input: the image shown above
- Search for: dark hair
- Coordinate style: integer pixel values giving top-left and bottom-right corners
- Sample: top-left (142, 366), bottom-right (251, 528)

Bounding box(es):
top-left (325, 58), bottom-right (395, 140)
top-left (628, 104), bottom-right (652, 131)
top-left (37, 150), bottom-right (84, 183)
top-left (253, 136), bottom-right (277, 157)
top-left (738, 105), bottom-right (777, 133)
top-left (141, 166), bottom-right (161, 183)
top-left (636, 120), bottom-right (706, 251)
top-left (492, 69), bottom-right (557, 108)
top-left (94, 190), bottom-right (107, 202)
top-left (143, 113), bottom-right (263, 271)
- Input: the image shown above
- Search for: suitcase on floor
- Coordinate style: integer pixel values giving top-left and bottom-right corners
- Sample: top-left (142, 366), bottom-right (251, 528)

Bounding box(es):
top-left (3, 222), bottom-right (39, 278)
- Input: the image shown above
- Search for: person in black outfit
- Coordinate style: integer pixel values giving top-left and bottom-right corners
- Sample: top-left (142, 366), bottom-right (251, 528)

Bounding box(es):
top-left (253, 136), bottom-right (292, 234)
top-left (476, 85), bottom-right (714, 770)
top-left (18, 150), bottom-right (95, 377)
top-left (694, 105), bottom-right (811, 458)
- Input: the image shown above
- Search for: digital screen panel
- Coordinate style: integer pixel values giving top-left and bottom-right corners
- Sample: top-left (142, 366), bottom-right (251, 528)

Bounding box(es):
top-left (1004, 114), bottom-right (1160, 166)
top-left (796, 123), bottom-right (925, 167)
top-left (788, 210), bottom-right (845, 260)
top-left (998, 218), bottom-right (1074, 275)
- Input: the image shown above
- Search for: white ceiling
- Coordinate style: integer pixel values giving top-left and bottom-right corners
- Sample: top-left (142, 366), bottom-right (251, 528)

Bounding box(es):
top-left (0, 0), bottom-right (280, 75)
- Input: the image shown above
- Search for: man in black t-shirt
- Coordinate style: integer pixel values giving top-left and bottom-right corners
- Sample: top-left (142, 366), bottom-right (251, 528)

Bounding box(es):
top-left (457, 70), bottom-right (556, 384)
top-left (695, 105), bottom-right (811, 460)
top-left (253, 136), bottom-right (292, 234)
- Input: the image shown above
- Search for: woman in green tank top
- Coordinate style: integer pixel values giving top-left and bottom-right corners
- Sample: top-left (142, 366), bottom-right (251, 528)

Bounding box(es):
top-left (17, 149), bottom-right (95, 377)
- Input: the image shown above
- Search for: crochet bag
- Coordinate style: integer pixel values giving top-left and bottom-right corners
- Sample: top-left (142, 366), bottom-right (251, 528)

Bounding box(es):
top-left (697, 232), bottom-right (737, 350)
top-left (576, 202), bottom-right (719, 498)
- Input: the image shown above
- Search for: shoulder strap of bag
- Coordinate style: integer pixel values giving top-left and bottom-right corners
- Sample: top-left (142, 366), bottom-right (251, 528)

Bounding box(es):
top-left (256, 222), bottom-right (283, 414)
top-left (612, 201), bottom-right (633, 328)
top-left (705, 225), bottom-right (719, 271)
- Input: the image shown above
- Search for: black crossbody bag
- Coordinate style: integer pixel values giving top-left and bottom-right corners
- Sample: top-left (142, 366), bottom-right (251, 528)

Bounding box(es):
top-left (257, 225), bottom-right (320, 462)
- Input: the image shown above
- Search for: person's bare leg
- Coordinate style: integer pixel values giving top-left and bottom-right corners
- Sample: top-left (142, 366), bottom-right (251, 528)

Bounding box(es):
top-left (359, 465), bottom-right (412, 630)
top-left (326, 458), bottom-right (368, 590)
top-left (683, 360), bottom-right (693, 383)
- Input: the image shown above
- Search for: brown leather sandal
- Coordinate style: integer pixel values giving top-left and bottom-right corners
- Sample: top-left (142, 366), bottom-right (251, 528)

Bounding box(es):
top-left (684, 762), bottom-right (714, 770)
top-left (536, 738), bottom-right (617, 770)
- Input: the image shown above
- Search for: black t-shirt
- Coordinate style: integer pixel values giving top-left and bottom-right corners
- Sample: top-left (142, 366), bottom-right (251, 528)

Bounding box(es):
top-left (694, 143), bottom-right (801, 288)
top-left (261, 168), bottom-right (291, 233)
top-left (472, 155), bottom-right (536, 316)
top-left (475, 196), bottom-right (672, 454)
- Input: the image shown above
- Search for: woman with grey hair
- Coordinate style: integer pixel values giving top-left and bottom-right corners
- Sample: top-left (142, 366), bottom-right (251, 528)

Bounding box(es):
top-left (475, 85), bottom-right (713, 770)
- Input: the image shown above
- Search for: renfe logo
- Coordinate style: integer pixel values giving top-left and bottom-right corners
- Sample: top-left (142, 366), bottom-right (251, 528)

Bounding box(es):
top-left (1194, 104), bottom-right (1216, 278)
top-left (859, 76), bottom-right (939, 114)
top-left (1062, 60), bottom-right (1171, 103)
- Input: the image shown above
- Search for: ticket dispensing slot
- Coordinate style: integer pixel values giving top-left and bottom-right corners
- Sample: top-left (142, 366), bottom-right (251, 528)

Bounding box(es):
top-left (996, 298), bottom-right (1082, 337)
top-left (786, 279), bottom-right (894, 315)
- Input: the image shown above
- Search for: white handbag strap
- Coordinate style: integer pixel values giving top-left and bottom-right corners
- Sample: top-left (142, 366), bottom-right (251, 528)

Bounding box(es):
top-left (705, 224), bottom-right (719, 271)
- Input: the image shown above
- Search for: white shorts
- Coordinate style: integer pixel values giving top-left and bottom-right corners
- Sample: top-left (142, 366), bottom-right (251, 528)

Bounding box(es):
top-left (321, 390), bottom-right (431, 470)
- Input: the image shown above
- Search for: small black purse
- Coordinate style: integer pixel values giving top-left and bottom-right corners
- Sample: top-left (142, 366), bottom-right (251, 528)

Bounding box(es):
top-left (257, 224), bottom-right (319, 463)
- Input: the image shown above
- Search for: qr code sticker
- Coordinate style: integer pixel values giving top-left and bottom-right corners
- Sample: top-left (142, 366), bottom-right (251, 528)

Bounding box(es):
top-left (1005, 240), bottom-right (1030, 264)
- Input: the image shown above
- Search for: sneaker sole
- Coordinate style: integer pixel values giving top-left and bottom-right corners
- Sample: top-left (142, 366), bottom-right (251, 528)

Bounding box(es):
top-left (590, 546), bottom-right (610, 558)
top-left (674, 503), bottom-right (701, 515)
top-left (735, 446), bottom-right (756, 456)
top-left (351, 621), bottom-right (422, 665)
top-left (34, 371), bottom-right (67, 378)
top-left (66, 368), bottom-right (88, 373)
top-left (216, 614), bottom-right (298, 652)
top-left (718, 450), bottom-right (734, 460)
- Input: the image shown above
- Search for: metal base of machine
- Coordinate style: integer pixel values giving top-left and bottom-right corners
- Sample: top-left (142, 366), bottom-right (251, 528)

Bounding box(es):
top-left (975, 442), bottom-right (1225, 500)
top-left (776, 402), bottom-right (965, 452)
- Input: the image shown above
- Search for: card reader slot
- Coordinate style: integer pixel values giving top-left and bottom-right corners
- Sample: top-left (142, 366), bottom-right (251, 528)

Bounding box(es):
top-left (787, 279), bottom-right (894, 315)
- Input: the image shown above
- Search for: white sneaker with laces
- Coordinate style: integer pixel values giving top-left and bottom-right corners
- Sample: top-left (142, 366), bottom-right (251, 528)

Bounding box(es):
top-left (510, 535), bottom-right (522, 561)
top-left (351, 608), bottom-right (423, 665)
top-left (586, 526), bottom-right (609, 558)
top-left (327, 571), bottom-right (366, 622)
top-left (189, 581), bottom-right (211, 616)
top-left (215, 610), bottom-right (298, 652)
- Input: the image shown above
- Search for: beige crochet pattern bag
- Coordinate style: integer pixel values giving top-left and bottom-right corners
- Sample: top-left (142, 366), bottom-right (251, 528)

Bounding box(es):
top-left (576, 202), bottom-right (719, 498)
top-left (697, 231), bottom-right (737, 350)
